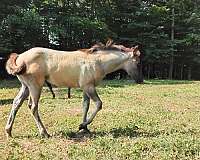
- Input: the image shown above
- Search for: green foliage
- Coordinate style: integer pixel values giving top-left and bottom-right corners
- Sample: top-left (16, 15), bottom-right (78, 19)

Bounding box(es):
top-left (0, 0), bottom-right (199, 79)
top-left (50, 16), bottom-right (115, 49)
top-left (0, 9), bottom-right (45, 53)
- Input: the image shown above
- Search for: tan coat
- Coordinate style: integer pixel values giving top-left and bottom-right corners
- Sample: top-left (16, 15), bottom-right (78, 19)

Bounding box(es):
top-left (13, 47), bottom-right (131, 88)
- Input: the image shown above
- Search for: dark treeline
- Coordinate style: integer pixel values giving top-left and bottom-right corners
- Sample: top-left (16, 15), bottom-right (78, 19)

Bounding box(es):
top-left (0, 0), bottom-right (200, 80)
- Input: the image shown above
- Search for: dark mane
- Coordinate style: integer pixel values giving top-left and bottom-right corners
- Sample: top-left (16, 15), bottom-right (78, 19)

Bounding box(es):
top-left (80, 39), bottom-right (123, 54)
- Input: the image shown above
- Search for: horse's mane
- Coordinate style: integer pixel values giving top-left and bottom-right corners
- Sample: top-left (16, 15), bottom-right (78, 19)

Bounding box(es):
top-left (79, 39), bottom-right (132, 54)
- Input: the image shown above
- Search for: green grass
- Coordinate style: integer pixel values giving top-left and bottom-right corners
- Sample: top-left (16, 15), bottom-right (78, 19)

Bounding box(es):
top-left (1, 79), bottom-right (200, 159)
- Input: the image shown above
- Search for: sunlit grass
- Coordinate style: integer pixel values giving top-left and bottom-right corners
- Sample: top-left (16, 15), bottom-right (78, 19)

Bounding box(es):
top-left (0, 79), bottom-right (200, 159)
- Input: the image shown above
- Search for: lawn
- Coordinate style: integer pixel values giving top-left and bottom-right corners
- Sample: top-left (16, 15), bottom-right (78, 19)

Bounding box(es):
top-left (0, 79), bottom-right (200, 159)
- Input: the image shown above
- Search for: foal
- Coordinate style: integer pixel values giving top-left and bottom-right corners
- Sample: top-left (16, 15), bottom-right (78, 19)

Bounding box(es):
top-left (5, 41), bottom-right (141, 138)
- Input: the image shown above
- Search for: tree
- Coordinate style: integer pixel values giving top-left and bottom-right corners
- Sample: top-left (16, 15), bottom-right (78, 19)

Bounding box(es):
top-left (0, 0), bottom-right (200, 80)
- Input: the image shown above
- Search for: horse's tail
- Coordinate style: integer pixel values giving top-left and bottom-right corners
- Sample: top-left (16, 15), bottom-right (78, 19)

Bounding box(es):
top-left (6, 53), bottom-right (26, 75)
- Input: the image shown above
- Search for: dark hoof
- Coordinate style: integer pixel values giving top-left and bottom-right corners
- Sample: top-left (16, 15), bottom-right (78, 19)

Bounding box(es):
top-left (5, 128), bottom-right (12, 139)
top-left (79, 124), bottom-right (90, 133)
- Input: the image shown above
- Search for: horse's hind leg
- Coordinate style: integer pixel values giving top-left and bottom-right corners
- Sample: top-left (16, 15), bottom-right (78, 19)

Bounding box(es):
top-left (29, 84), bottom-right (49, 137)
top-left (28, 85), bottom-right (50, 138)
top-left (79, 86), bottom-right (102, 131)
top-left (67, 87), bottom-right (71, 98)
top-left (45, 81), bottom-right (55, 98)
top-left (5, 83), bottom-right (29, 138)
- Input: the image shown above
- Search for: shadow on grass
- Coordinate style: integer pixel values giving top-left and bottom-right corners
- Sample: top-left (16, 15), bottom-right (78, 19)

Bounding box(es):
top-left (16, 123), bottom-right (199, 140)
top-left (52, 130), bottom-right (92, 142)
top-left (94, 125), bottom-right (161, 138)
top-left (54, 125), bottom-right (161, 141)
top-left (14, 134), bottom-right (40, 139)
top-left (0, 98), bottom-right (13, 105)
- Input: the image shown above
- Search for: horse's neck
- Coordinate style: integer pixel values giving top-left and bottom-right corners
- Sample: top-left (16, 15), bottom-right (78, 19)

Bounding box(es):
top-left (99, 52), bottom-right (129, 75)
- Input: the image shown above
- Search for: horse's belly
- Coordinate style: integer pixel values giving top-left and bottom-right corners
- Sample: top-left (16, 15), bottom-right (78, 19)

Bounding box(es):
top-left (48, 71), bottom-right (79, 87)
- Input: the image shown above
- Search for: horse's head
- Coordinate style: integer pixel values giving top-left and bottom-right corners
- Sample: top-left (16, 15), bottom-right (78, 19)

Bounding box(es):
top-left (121, 45), bottom-right (143, 84)
top-left (86, 39), bottom-right (144, 83)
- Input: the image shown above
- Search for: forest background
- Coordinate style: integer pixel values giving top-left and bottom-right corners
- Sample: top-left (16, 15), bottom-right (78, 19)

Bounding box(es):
top-left (0, 0), bottom-right (199, 80)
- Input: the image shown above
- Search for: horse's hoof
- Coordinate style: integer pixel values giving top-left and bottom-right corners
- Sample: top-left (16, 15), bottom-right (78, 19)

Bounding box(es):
top-left (41, 134), bottom-right (50, 138)
top-left (6, 133), bottom-right (12, 139)
top-left (5, 133), bottom-right (12, 140)
top-left (79, 124), bottom-right (90, 133)
top-left (79, 123), bottom-right (86, 130)
top-left (41, 132), bottom-right (51, 138)
top-left (5, 128), bottom-right (12, 139)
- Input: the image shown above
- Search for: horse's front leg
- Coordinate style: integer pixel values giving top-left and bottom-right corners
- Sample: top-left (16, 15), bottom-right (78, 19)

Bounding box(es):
top-left (79, 86), bottom-right (102, 131)
top-left (79, 92), bottom-right (90, 132)
top-left (5, 84), bottom-right (29, 138)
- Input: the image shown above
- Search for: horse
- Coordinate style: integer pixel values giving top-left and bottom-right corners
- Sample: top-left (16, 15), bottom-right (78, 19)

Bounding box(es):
top-left (46, 43), bottom-right (143, 99)
top-left (5, 40), bottom-right (141, 138)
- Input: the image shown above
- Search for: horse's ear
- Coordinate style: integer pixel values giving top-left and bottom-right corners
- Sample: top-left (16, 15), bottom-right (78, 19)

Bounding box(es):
top-left (132, 45), bottom-right (140, 57)
top-left (106, 38), bottom-right (113, 47)
top-left (132, 45), bottom-right (139, 51)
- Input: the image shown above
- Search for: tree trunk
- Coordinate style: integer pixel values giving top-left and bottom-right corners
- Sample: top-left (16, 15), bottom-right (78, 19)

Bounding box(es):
top-left (174, 65), bottom-right (177, 79)
top-left (187, 65), bottom-right (192, 80)
top-left (180, 63), bottom-right (184, 80)
top-left (147, 64), bottom-right (151, 79)
top-left (169, 0), bottom-right (175, 79)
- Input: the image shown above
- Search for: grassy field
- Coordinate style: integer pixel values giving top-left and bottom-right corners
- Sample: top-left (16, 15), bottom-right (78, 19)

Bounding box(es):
top-left (0, 79), bottom-right (200, 159)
